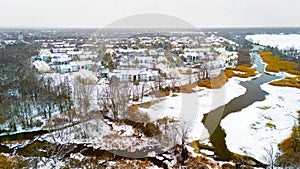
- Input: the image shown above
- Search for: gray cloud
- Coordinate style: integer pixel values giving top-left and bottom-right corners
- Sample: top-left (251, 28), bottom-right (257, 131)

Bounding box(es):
top-left (0, 0), bottom-right (299, 28)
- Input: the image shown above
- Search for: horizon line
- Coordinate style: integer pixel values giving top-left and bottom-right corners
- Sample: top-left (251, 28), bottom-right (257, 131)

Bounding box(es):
top-left (0, 26), bottom-right (300, 30)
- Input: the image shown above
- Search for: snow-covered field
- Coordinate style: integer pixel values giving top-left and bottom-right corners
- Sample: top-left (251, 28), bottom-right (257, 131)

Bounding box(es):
top-left (245, 34), bottom-right (300, 50)
top-left (222, 77), bottom-right (300, 163)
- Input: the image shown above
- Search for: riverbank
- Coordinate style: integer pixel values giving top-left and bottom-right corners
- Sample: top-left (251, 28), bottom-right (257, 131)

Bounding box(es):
top-left (221, 52), bottom-right (300, 164)
top-left (197, 65), bottom-right (257, 89)
top-left (139, 75), bottom-right (255, 142)
top-left (259, 51), bottom-right (300, 88)
top-left (222, 82), bottom-right (300, 163)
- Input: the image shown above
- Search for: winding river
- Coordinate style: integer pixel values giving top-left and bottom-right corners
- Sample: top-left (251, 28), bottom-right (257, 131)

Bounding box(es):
top-left (202, 53), bottom-right (280, 160)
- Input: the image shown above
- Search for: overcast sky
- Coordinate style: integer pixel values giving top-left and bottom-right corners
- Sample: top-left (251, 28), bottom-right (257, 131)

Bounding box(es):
top-left (0, 0), bottom-right (299, 28)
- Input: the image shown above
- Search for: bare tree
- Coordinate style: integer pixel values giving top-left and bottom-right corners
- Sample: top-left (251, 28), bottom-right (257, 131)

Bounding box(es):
top-left (263, 144), bottom-right (279, 169)
top-left (159, 121), bottom-right (193, 166)
top-left (101, 81), bottom-right (133, 120)
top-left (176, 122), bottom-right (192, 165)
top-left (73, 77), bottom-right (94, 116)
top-left (196, 64), bottom-right (209, 82)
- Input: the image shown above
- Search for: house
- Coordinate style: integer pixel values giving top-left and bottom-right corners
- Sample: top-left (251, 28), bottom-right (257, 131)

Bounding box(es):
top-left (57, 64), bottom-right (72, 73)
top-left (77, 69), bottom-right (99, 84)
top-left (73, 60), bottom-right (93, 70)
top-left (180, 52), bottom-right (199, 63)
top-left (33, 60), bottom-right (51, 72)
top-left (79, 51), bottom-right (98, 60)
top-left (67, 50), bottom-right (82, 57)
top-left (107, 69), bottom-right (159, 82)
top-left (149, 49), bottom-right (158, 56)
top-left (50, 53), bottom-right (70, 65)
top-left (135, 56), bottom-right (154, 67)
top-left (157, 48), bottom-right (165, 56)
top-left (39, 49), bottom-right (52, 62)
top-left (70, 62), bottom-right (79, 72)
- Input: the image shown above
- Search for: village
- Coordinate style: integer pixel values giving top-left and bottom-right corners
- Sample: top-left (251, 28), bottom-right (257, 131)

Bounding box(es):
top-left (29, 30), bottom-right (238, 86)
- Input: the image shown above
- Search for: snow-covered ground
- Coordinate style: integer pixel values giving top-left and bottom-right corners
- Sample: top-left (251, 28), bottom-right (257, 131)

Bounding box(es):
top-left (246, 34), bottom-right (300, 50)
top-left (140, 76), bottom-right (253, 142)
top-left (222, 78), bottom-right (300, 163)
top-left (38, 72), bottom-right (255, 158)
top-left (221, 51), bottom-right (300, 163)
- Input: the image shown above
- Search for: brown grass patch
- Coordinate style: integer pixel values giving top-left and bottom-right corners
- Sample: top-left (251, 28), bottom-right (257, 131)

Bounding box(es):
top-left (185, 156), bottom-right (219, 169)
top-left (107, 159), bottom-right (156, 168)
top-left (189, 140), bottom-right (215, 154)
top-left (287, 69), bottom-right (300, 75)
top-left (277, 110), bottom-right (300, 167)
top-left (270, 76), bottom-right (300, 89)
top-left (0, 154), bottom-right (29, 169)
top-left (259, 51), bottom-right (300, 88)
top-left (259, 51), bottom-right (299, 74)
top-left (198, 72), bottom-right (229, 89)
top-left (0, 154), bottom-right (13, 168)
top-left (197, 65), bottom-right (257, 89)
top-left (156, 117), bottom-right (179, 124)
top-left (230, 65), bottom-right (257, 78)
top-left (225, 64), bottom-right (257, 78)
top-left (278, 126), bottom-right (300, 166)
top-left (179, 83), bottom-right (198, 93)
top-left (155, 90), bottom-right (167, 98)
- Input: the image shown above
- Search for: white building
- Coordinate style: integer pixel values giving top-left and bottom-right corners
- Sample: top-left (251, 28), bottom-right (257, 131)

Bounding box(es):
top-left (108, 69), bottom-right (159, 82)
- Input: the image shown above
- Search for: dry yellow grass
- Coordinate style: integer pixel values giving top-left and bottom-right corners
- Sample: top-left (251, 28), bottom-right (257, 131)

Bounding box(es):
top-left (185, 156), bottom-right (220, 169)
top-left (227, 65), bottom-right (257, 78)
top-left (0, 154), bottom-right (12, 168)
top-left (198, 72), bottom-right (229, 89)
top-left (278, 110), bottom-right (300, 166)
top-left (287, 69), bottom-right (300, 75)
top-left (270, 77), bottom-right (300, 89)
top-left (197, 65), bottom-right (257, 89)
top-left (0, 154), bottom-right (28, 168)
top-left (179, 83), bottom-right (198, 93)
top-left (259, 51), bottom-right (299, 74)
top-left (259, 51), bottom-right (300, 88)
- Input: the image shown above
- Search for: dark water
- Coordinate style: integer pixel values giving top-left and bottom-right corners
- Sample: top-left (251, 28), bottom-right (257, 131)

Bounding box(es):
top-left (202, 53), bottom-right (280, 160)
top-left (0, 130), bottom-right (49, 142)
